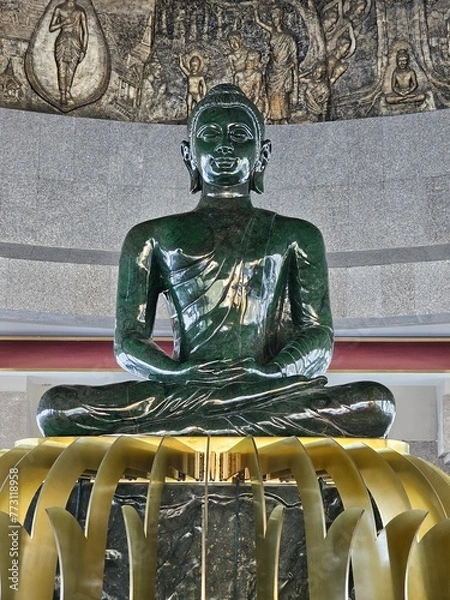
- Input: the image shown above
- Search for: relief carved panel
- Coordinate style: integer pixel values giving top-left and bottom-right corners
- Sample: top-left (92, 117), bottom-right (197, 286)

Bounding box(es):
top-left (24, 0), bottom-right (110, 112)
top-left (1, 0), bottom-right (450, 123)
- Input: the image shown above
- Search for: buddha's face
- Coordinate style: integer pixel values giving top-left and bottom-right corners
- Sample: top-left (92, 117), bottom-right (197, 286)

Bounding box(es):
top-left (193, 106), bottom-right (259, 188)
top-left (397, 54), bottom-right (408, 69)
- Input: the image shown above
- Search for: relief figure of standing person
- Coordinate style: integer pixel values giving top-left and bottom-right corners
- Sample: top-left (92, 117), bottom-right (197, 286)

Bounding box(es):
top-left (179, 53), bottom-right (207, 116)
top-left (253, 2), bottom-right (298, 123)
top-left (304, 62), bottom-right (330, 122)
top-left (234, 50), bottom-right (267, 116)
top-left (49, 0), bottom-right (88, 106)
top-left (227, 32), bottom-right (249, 83)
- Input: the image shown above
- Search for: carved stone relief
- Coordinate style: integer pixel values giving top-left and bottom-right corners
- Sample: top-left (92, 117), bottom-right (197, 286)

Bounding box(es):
top-left (1, 0), bottom-right (450, 123)
top-left (24, 0), bottom-right (110, 112)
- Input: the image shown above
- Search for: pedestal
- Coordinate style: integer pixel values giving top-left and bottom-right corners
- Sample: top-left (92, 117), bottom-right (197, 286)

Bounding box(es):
top-left (1, 436), bottom-right (449, 600)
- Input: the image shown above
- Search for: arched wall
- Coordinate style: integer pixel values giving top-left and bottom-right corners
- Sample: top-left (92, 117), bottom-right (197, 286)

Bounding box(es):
top-left (0, 105), bottom-right (448, 336)
top-left (0, 105), bottom-right (449, 459)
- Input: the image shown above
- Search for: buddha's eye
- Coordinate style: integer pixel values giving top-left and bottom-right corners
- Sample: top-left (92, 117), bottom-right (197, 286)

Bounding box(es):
top-left (196, 125), bottom-right (221, 142)
top-left (229, 124), bottom-right (254, 143)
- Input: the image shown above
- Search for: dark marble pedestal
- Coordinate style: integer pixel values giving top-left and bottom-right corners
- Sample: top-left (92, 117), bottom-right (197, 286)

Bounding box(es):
top-left (64, 479), bottom-right (339, 600)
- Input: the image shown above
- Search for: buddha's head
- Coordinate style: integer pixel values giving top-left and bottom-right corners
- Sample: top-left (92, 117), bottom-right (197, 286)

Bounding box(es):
top-left (182, 84), bottom-right (271, 194)
top-left (396, 49), bottom-right (409, 70)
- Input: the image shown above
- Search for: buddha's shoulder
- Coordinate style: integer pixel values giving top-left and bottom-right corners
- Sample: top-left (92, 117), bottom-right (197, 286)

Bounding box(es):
top-left (260, 209), bottom-right (323, 239)
top-left (125, 209), bottom-right (324, 244)
top-left (124, 212), bottom-right (199, 240)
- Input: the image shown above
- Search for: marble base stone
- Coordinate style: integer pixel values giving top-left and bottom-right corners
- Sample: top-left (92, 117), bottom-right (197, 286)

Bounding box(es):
top-left (55, 479), bottom-right (342, 600)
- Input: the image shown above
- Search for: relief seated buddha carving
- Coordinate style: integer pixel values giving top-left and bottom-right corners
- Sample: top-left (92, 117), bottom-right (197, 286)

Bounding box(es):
top-left (37, 84), bottom-right (395, 438)
top-left (385, 49), bottom-right (426, 105)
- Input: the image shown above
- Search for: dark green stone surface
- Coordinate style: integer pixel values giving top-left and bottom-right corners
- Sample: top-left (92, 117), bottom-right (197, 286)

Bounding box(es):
top-left (57, 480), bottom-right (325, 599)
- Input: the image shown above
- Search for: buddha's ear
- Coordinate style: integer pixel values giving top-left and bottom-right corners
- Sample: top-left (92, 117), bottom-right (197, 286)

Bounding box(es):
top-left (181, 140), bottom-right (202, 193)
top-left (251, 139), bottom-right (271, 194)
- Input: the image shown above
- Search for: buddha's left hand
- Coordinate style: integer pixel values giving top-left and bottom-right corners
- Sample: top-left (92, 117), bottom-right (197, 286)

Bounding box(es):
top-left (215, 357), bottom-right (306, 381)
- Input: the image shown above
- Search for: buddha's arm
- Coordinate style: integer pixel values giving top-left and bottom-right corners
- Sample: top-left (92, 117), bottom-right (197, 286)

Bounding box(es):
top-left (114, 225), bottom-right (252, 383)
top-left (409, 71), bottom-right (418, 93)
top-left (114, 225), bottom-right (179, 380)
top-left (270, 225), bottom-right (334, 378)
top-left (391, 70), bottom-right (398, 95)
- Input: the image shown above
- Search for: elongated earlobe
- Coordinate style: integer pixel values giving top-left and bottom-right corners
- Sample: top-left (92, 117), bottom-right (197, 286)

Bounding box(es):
top-left (181, 140), bottom-right (202, 193)
top-left (251, 139), bottom-right (271, 194)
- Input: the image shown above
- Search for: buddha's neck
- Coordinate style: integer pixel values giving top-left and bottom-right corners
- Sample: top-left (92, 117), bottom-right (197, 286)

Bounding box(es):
top-left (197, 182), bottom-right (254, 210)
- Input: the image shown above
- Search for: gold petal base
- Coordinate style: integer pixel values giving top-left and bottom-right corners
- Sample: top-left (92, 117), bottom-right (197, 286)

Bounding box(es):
top-left (0, 436), bottom-right (448, 600)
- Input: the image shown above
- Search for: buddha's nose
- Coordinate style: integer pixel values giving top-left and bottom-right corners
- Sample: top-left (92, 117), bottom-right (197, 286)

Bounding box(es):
top-left (215, 143), bottom-right (233, 155)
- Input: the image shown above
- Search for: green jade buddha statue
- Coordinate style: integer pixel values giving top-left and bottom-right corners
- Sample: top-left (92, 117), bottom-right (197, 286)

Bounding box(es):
top-left (37, 85), bottom-right (395, 438)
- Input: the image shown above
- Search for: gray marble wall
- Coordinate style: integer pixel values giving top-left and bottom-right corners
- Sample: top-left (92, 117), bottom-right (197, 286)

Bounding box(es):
top-left (0, 106), bottom-right (449, 336)
top-left (0, 391), bottom-right (30, 449)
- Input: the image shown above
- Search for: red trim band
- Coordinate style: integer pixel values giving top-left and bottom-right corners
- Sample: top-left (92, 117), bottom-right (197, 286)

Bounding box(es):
top-left (0, 339), bottom-right (449, 372)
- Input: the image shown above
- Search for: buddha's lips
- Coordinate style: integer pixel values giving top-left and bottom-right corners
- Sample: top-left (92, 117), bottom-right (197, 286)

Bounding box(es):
top-left (212, 157), bottom-right (238, 169)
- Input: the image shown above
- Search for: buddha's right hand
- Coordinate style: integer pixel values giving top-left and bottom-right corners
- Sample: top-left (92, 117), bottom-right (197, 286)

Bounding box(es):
top-left (171, 358), bottom-right (261, 384)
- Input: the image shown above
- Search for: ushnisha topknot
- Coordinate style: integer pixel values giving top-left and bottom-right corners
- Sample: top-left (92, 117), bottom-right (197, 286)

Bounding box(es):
top-left (396, 48), bottom-right (409, 58)
top-left (188, 84), bottom-right (265, 148)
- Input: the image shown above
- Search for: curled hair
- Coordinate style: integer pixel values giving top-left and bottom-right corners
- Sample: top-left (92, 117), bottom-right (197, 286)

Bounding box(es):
top-left (397, 48), bottom-right (409, 58)
top-left (188, 84), bottom-right (265, 149)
